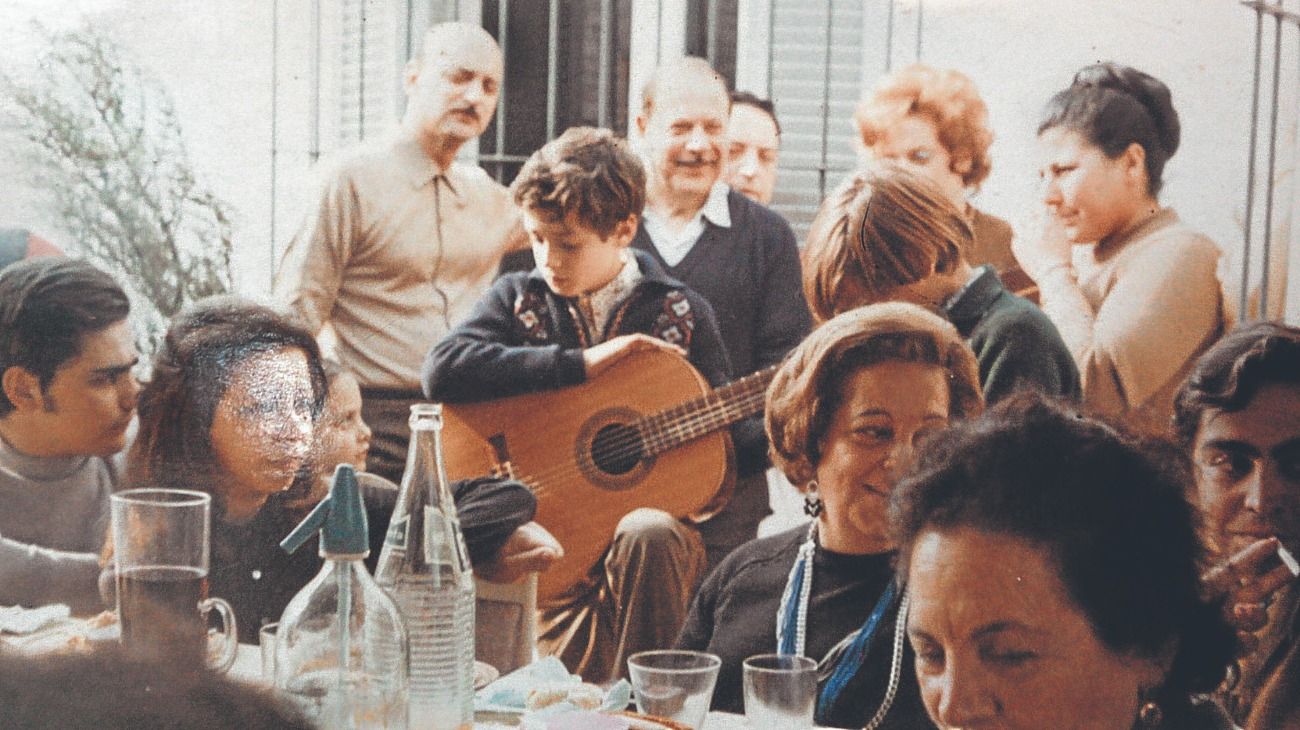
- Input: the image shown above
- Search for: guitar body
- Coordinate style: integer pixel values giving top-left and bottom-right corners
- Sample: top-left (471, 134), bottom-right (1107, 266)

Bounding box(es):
top-left (440, 349), bottom-right (732, 602)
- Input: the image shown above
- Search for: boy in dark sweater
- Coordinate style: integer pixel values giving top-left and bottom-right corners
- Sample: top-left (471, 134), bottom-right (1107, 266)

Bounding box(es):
top-left (423, 127), bottom-right (735, 683)
top-left (803, 163), bottom-right (1080, 404)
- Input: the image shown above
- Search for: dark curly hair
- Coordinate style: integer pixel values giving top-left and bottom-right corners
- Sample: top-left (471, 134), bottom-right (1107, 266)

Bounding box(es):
top-left (891, 393), bottom-right (1234, 703)
top-left (1174, 320), bottom-right (1300, 449)
top-left (1039, 62), bottom-right (1180, 197)
top-left (511, 126), bottom-right (645, 238)
top-left (128, 296), bottom-right (326, 513)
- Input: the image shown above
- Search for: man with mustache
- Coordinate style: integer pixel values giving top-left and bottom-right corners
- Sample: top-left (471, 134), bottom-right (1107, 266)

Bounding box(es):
top-left (0, 258), bottom-right (138, 614)
top-left (631, 58), bottom-right (811, 572)
top-left (276, 22), bottom-right (522, 483)
top-left (1175, 321), bottom-right (1300, 730)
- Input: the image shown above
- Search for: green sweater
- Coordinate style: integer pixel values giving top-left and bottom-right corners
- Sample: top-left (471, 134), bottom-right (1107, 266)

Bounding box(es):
top-left (943, 266), bottom-right (1081, 404)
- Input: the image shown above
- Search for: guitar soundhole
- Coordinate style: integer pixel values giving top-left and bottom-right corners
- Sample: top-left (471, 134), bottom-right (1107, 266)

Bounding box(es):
top-left (576, 407), bottom-right (653, 491)
top-left (590, 423), bottom-right (643, 475)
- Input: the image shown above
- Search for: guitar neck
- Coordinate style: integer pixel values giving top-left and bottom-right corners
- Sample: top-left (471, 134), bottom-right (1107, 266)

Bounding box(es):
top-left (638, 366), bottom-right (777, 456)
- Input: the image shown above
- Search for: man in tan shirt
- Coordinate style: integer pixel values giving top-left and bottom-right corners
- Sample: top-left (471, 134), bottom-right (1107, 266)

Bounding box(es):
top-left (276, 22), bottom-right (522, 481)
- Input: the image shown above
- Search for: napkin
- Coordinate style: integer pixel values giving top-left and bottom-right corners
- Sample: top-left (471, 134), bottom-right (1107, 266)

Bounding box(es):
top-left (0, 604), bottom-right (71, 635)
top-left (475, 656), bottom-right (632, 718)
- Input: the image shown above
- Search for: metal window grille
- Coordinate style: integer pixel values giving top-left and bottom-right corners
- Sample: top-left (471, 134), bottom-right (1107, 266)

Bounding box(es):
top-left (478, 0), bottom-right (633, 185)
top-left (1239, 0), bottom-right (1298, 320)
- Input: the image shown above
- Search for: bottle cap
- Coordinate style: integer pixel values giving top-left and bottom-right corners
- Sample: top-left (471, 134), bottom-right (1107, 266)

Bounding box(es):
top-left (280, 464), bottom-right (369, 557)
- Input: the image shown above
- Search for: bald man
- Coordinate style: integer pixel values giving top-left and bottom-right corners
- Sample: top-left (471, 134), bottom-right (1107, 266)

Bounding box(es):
top-left (630, 60), bottom-right (810, 574)
top-left (276, 23), bottom-right (523, 481)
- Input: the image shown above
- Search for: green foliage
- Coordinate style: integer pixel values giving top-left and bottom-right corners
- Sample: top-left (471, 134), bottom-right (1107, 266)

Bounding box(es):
top-left (0, 21), bottom-right (233, 353)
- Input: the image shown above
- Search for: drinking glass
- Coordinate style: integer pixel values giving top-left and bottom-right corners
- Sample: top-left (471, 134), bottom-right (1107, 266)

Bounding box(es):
top-left (627, 650), bottom-right (721, 729)
top-left (111, 489), bottom-right (237, 672)
top-left (259, 622), bottom-right (279, 679)
top-left (743, 654), bottom-right (817, 729)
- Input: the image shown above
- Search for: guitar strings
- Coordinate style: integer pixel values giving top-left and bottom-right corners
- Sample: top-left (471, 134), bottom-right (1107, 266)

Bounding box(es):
top-left (518, 387), bottom-right (767, 489)
top-left (510, 388), bottom-right (769, 496)
top-left (520, 383), bottom-right (766, 487)
top-left (490, 371), bottom-right (773, 494)
top-left (517, 397), bottom-right (767, 498)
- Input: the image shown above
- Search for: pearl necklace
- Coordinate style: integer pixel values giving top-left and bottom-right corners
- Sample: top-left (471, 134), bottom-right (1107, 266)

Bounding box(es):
top-left (775, 522), bottom-right (910, 730)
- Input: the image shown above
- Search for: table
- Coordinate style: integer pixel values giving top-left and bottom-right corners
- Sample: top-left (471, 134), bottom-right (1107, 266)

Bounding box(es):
top-left (230, 647), bottom-right (816, 729)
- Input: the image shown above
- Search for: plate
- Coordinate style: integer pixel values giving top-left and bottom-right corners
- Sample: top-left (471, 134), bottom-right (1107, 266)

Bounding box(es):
top-left (475, 660), bottom-right (501, 689)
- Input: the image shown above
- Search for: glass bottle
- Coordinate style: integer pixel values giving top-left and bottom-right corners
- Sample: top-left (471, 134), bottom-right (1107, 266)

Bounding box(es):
top-left (276, 465), bottom-right (409, 729)
top-left (374, 404), bottom-right (476, 729)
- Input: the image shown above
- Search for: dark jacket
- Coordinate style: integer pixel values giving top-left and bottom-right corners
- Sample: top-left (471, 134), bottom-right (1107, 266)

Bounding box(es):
top-left (943, 266), bottom-right (1081, 404)
top-left (207, 475), bottom-right (535, 643)
top-left (423, 249), bottom-right (760, 470)
top-left (676, 525), bottom-right (930, 729)
top-left (424, 249), bottom-right (733, 402)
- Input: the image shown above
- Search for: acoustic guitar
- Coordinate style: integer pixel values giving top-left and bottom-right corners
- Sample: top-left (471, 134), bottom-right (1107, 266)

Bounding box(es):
top-left (440, 348), bottom-right (776, 601)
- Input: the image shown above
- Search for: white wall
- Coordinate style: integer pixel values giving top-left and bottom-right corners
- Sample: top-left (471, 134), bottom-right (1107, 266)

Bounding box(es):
top-left (0, 0), bottom-right (319, 298)
top-left (3, 0), bottom-right (1296, 318)
top-left (896, 0), bottom-right (1297, 320)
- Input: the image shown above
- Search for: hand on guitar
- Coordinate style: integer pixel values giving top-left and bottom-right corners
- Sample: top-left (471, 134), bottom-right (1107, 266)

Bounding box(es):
top-left (478, 520), bottom-right (565, 585)
top-left (1202, 537), bottom-right (1298, 651)
top-left (582, 334), bottom-right (685, 379)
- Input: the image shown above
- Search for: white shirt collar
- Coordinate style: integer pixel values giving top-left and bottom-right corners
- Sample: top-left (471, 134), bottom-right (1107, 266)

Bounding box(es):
top-left (642, 182), bottom-right (732, 267)
top-left (701, 182), bottom-right (732, 228)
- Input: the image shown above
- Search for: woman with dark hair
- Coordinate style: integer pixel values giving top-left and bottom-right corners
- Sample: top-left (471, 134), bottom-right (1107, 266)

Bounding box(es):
top-left (677, 302), bottom-right (982, 728)
top-left (1174, 321), bottom-right (1300, 729)
top-left (123, 300), bottom-right (547, 640)
top-left (128, 297), bottom-right (329, 640)
top-left (1017, 62), bottom-right (1225, 436)
top-left (892, 394), bottom-right (1236, 729)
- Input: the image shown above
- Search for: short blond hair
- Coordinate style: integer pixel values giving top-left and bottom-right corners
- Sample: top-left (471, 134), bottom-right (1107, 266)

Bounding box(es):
top-left (766, 302), bottom-right (983, 488)
top-left (802, 164), bottom-right (972, 323)
top-left (855, 64), bottom-right (994, 188)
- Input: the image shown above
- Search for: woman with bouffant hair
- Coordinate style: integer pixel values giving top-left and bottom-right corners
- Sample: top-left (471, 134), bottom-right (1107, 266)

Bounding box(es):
top-left (678, 302), bottom-right (981, 728)
top-left (1021, 62), bottom-right (1225, 436)
top-left (803, 164), bottom-right (1077, 404)
top-left (855, 64), bottom-right (1025, 290)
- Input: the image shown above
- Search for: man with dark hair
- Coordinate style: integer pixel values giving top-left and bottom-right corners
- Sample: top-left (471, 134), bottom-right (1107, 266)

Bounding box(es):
top-left (1175, 321), bottom-right (1300, 730)
top-left (634, 58), bottom-right (812, 571)
top-left (725, 90), bottom-right (781, 205)
top-left (275, 22), bottom-right (523, 484)
top-left (0, 257), bottom-right (137, 612)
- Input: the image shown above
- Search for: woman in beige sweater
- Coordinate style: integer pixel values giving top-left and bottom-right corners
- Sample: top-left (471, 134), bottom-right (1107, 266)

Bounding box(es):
top-left (1016, 62), bottom-right (1225, 436)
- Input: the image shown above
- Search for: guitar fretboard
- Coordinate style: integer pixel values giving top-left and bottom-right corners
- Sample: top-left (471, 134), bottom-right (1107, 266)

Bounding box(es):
top-left (637, 366), bottom-right (778, 456)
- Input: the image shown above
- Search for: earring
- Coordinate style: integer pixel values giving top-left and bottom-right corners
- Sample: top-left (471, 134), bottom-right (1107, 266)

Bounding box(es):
top-left (803, 481), bottom-right (823, 517)
top-left (1137, 695), bottom-right (1163, 727)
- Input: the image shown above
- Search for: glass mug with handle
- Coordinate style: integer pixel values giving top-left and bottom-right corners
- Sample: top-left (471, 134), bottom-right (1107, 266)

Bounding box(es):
top-left (111, 489), bottom-right (237, 671)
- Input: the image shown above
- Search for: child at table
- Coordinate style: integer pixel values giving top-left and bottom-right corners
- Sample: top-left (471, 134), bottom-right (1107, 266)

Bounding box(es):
top-left (422, 126), bottom-right (737, 683)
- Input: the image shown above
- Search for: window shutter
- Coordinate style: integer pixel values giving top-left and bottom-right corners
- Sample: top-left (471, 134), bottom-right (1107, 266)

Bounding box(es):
top-left (337, 0), bottom-right (402, 145)
top-left (768, 0), bottom-right (864, 240)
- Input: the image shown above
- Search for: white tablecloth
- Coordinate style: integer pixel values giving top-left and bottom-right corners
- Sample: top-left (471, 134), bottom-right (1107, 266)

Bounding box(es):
top-left (228, 647), bottom-right (821, 729)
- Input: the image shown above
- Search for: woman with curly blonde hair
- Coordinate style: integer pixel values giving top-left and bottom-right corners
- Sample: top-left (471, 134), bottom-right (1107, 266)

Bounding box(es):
top-left (855, 64), bottom-right (1028, 294)
top-left (677, 302), bottom-right (981, 728)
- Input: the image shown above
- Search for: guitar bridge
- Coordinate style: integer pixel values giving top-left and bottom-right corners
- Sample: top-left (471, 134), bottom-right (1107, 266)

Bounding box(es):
top-left (487, 434), bottom-right (516, 480)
